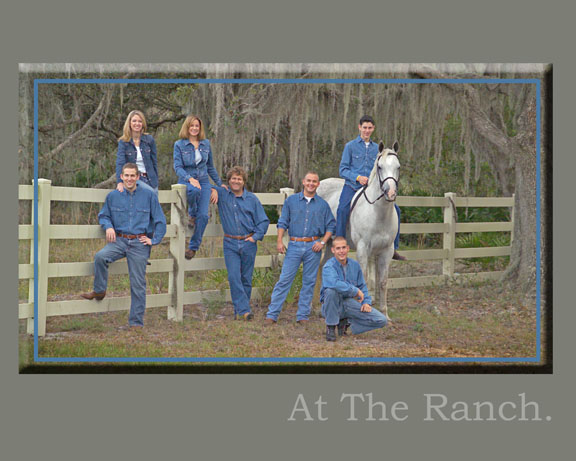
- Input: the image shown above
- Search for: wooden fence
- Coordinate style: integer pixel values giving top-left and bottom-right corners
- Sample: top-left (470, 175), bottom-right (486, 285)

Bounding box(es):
top-left (18, 180), bottom-right (514, 336)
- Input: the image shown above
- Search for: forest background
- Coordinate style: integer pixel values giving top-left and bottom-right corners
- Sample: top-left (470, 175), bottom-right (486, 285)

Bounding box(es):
top-left (18, 63), bottom-right (547, 295)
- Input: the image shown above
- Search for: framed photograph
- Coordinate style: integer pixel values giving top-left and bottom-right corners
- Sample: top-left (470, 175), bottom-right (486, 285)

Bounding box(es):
top-left (18, 63), bottom-right (551, 373)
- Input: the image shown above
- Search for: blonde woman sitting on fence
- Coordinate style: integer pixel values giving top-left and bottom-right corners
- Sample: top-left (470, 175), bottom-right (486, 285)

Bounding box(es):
top-left (80, 163), bottom-right (167, 328)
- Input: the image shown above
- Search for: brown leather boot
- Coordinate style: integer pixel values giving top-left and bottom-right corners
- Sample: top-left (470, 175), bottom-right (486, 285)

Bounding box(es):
top-left (392, 250), bottom-right (407, 261)
top-left (80, 291), bottom-right (106, 300)
top-left (185, 249), bottom-right (196, 260)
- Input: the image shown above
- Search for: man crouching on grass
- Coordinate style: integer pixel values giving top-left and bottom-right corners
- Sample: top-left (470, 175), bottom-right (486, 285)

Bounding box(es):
top-left (80, 163), bottom-right (166, 328)
top-left (320, 236), bottom-right (387, 341)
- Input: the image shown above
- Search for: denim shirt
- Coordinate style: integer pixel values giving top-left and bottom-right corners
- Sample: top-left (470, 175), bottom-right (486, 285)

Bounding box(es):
top-left (321, 256), bottom-right (372, 305)
top-left (214, 186), bottom-right (270, 241)
top-left (277, 192), bottom-right (336, 238)
top-left (173, 138), bottom-right (222, 186)
top-left (339, 135), bottom-right (379, 190)
top-left (98, 184), bottom-right (167, 245)
top-left (116, 134), bottom-right (159, 188)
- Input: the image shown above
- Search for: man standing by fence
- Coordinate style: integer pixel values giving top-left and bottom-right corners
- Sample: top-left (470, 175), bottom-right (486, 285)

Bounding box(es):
top-left (212, 166), bottom-right (270, 321)
top-left (337, 115), bottom-right (405, 260)
top-left (264, 172), bottom-right (336, 324)
top-left (80, 163), bottom-right (167, 328)
top-left (321, 236), bottom-right (387, 341)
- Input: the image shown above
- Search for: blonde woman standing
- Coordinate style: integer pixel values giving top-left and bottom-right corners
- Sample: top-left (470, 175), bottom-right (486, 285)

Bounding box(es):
top-left (116, 110), bottom-right (159, 193)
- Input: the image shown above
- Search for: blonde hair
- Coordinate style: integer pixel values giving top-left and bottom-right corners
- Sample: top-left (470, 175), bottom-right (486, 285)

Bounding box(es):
top-left (120, 110), bottom-right (148, 142)
top-left (178, 114), bottom-right (206, 140)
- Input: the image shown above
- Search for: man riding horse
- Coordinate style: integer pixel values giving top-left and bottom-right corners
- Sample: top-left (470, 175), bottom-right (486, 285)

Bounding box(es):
top-left (336, 115), bottom-right (405, 261)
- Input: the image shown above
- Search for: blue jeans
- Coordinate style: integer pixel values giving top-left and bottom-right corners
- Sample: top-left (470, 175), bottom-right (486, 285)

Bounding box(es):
top-left (321, 288), bottom-right (387, 334)
top-left (266, 240), bottom-right (322, 321)
top-left (186, 176), bottom-right (212, 251)
top-left (93, 237), bottom-right (151, 326)
top-left (336, 184), bottom-right (401, 249)
top-left (223, 237), bottom-right (258, 316)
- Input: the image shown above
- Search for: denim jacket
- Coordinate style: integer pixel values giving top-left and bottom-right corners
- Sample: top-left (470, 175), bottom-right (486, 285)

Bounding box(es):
top-left (98, 184), bottom-right (167, 245)
top-left (173, 138), bottom-right (222, 186)
top-left (116, 134), bottom-right (159, 189)
top-left (321, 256), bottom-right (372, 305)
top-left (277, 192), bottom-right (336, 238)
top-left (339, 135), bottom-right (379, 190)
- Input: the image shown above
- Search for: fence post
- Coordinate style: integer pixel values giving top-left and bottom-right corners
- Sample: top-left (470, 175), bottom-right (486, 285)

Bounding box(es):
top-left (27, 179), bottom-right (51, 336)
top-left (442, 192), bottom-right (456, 278)
top-left (279, 188), bottom-right (294, 249)
top-left (167, 184), bottom-right (187, 321)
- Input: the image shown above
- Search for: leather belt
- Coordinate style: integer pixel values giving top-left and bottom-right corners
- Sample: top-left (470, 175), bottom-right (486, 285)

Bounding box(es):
top-left (116, 232), bottom-right (146, 239)
top-left (224, 232), bottom-right (254, 240)
top-left (290, 236), bottom-right (320, 242)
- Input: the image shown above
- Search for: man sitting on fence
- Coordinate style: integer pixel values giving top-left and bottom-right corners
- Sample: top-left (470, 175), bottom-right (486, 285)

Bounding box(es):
top-left (264, 171), bottom-right (336, 324)
top-left (211, 166), bottom-right (270, 320)
top-left (321, 236), bottom-right (387, 341)
top-left (80, 163), bottom-right (167, 328)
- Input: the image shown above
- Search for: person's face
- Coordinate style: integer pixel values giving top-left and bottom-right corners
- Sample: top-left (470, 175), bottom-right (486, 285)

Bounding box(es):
top-left (331, 239), bottom-right (350, 263)
top-left (121, 168), bottom-right (140, 191)
top-left (302, 173), bottom-right (320, 195)
top-left (188, 119), bottom-right (201, 138)
top-left (358, 122), bottom-right (375, 142)
top-left (228, 174), bottom-right (245, 194)
top-left (130, 114), bottom-right (143, 134)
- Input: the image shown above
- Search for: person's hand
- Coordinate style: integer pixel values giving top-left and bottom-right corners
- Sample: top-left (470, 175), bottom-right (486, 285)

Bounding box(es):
top-left (245, 236), bottom-right (256, 243)
top-left (105, 228), bottom-right (116, 243)
top-left (355, 289), bottom-right (364, 304)
top-left (138, 235), bottom-right (152, 246)
top-left (189, 178), bottom-right (201, 189)
top-left (277, 240), bottom-right (286, 254)
top-left (312, 241), bottom-right (324, 252)
top-left (116, 183), bottom-right (124, 193)
top-left (210, 188), bottom-right (218, 204)
top-left (358, 176), bottom-right (369, 186)
top-left (361, 303), bottom-right (372, 313)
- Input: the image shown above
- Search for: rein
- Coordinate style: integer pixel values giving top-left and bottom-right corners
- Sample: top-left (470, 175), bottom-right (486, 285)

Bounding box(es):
top-left (352, 153), bottom-right (399, 209)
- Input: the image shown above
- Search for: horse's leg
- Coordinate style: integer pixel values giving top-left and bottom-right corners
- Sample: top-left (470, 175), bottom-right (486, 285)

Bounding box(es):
top-left (377, 245), bottom-right (394, 321)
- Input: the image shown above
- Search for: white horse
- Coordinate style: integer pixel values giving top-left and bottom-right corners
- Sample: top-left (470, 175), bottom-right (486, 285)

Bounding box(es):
top-left (317, 141), bottom-right (400, 320)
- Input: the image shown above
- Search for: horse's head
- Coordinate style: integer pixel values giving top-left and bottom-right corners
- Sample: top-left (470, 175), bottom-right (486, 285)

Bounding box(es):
top-left (370, 141), bottom-right (400, 202)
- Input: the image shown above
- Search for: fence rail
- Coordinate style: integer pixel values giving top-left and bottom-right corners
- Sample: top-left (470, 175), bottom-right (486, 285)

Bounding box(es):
top-left (19, 180), bottom-right (514, 336)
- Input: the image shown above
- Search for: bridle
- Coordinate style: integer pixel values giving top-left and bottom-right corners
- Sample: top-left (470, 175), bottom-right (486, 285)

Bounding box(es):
top-left (358, 152), bottom-right (399, 205)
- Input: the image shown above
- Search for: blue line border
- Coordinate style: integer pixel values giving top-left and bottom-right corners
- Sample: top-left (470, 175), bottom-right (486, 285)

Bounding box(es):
top-left (32, 77), bottom-right (542, 364)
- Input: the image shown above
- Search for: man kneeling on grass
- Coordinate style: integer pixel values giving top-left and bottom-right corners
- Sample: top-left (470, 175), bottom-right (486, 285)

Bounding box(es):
top-left (80, 163), bottom-right (166, 329)
top-left (320, 236), bottom-right (387, 341)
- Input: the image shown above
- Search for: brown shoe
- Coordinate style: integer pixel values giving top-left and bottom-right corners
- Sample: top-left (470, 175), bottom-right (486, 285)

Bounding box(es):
top-left (296, 319), bottom-right (309, 325)
top-left (185, 249), bottom-right (196, 260)
top-left (240, 312), bottom-right (254, 321)
top-left (80, 291), bottom-right (106, 300)
top-left (392, 250), bottom-right (407, 261)
top-left (264, 318), bottom-right (277, 325)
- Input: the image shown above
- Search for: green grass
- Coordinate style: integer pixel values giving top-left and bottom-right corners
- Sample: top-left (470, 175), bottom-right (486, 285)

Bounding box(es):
top-left (19, 279), bottom-right (540, 369)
